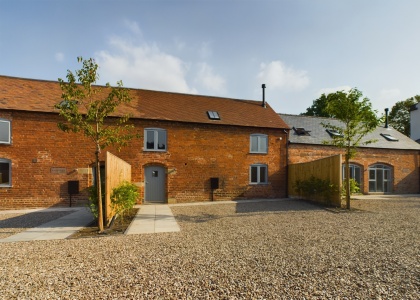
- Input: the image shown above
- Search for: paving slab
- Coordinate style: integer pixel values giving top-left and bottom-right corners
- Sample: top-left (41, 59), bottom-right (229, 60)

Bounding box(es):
top-left (125, 204), bottom-right (180, 235)
top-left (0, 199), bottom-right (290, 241)
top-left (0, 207), bottom-right (94, 243)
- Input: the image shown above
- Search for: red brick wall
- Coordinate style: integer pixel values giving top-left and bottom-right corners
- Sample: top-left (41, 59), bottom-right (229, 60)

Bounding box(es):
top-left (0, 111), bottom-right (95, 208)
top-left (288, 144), bottom-right (420, 194)
top-left (0, 111), bottom-right (288, 208)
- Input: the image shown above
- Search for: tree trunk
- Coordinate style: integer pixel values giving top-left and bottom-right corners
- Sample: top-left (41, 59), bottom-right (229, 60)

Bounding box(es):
top-left (345, 155), bottom-right (351, 210)
top-left (95, 147), bottom-right (104, 232)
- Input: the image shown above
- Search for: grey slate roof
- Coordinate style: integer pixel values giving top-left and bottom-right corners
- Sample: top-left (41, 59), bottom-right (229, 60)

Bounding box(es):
top-left (279, 114), bottom-right (420, 151)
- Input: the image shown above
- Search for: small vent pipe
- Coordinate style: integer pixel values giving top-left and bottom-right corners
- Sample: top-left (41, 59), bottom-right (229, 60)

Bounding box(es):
top-left (262, 84), bottom-right (266, 108)
top-left (385, 108), bottom-right (389, 128)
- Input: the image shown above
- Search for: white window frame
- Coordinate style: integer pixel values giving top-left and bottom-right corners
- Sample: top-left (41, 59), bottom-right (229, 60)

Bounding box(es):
top-left (250, 164), bottom-right (268, 184)
top-left (250, 134), bottom-right (268, 154)
top-left (368, 164), bottom-right (392, 193)
top-left (144, 128), bottom-right (167, 152)
top-left (0, 119), bottom-right (11, 144)
top-left (0, 158), bottom-right (11, 187)
top-left (342, 164), bottom-right (362, 186)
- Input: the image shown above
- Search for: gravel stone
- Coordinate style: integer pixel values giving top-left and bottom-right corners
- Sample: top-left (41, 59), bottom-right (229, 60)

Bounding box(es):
top-left (0, 198), bottom-right (419, 299)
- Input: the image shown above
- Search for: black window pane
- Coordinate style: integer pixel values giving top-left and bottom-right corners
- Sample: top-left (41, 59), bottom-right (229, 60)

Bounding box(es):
top-left (146, 130), bottom-right (155, 149)
top-left (260, 166), bottom-right (267, 183)
top-left (369, 181), bottom-right (375, 192)
top-left (0, 162), bottom-right (10, 184)
top-left (355, 167), bottom-right (361, 185)
top-left (251, 166), bottom-right (258, 183)
top-left (157, 131), bottom-right (166, 150)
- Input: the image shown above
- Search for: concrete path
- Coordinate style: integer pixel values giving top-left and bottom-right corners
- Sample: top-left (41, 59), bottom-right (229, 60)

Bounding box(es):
top-left (125, 204), bottom-right (180, 235)
top-left (0, 207), bottom-right (94, 243)
top-left (0, 199), bottom-right (289, 242)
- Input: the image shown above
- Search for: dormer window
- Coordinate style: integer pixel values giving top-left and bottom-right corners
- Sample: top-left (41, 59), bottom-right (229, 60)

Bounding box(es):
top-left (293, 127), bottom-right (310, 136)
top-left (326, 129), bottom-right (343, 138)
top-left (207, 111), bottom-right (220, 120)
top-left (381, 133), bottom-right (398, 142)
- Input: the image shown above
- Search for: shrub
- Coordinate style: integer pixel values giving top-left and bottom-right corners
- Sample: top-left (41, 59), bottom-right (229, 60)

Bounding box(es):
top-left (294, 176), bottom-right (337, 205)
top-left (111, 181), bottom-right (139, 220)
top-left (341, 178), bottom-right (360, 198)
top-left (87, 185), bottom-right (102, 220)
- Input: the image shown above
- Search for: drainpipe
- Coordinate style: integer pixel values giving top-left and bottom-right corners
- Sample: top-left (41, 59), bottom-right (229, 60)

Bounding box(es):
top-left (385, 108), bottom-right (389, 128)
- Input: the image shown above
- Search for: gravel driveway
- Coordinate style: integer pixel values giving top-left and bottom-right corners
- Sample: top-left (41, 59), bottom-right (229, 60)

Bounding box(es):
top-left (0, 197), bottom-right (419, 299)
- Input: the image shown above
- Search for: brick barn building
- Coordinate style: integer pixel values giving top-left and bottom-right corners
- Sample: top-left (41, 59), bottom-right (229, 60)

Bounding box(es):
top-left (280, 114), bottom-right (420, 195)
top-left (0, 76), bottom-right (289, 208)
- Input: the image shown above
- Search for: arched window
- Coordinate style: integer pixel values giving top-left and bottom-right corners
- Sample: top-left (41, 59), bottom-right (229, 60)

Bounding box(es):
top-left (368, 164), bottom-right (392, 193)
top-left (0, 158), bottom-right (11, 187)
top-left (342, 164), bottom-right (362, 186)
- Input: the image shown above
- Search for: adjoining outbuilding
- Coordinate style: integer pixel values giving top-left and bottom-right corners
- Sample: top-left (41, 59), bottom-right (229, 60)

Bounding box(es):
top-left (280, 113), bottom-right (420, 195)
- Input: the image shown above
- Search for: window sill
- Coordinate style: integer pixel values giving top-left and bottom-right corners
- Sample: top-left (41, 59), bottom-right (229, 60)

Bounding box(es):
top-left (143, 149), bottom-right (167, 152)
top-left (249, 182), bottom-right (269, 185)
top-left (249, 152), bottom-right (268, 155)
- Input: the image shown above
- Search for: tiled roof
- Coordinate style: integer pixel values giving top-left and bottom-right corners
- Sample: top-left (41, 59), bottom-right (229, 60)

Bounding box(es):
top-left (280, 114), bottom-right (420, 151)
top-left (0, 75), bottom-right (288, 129)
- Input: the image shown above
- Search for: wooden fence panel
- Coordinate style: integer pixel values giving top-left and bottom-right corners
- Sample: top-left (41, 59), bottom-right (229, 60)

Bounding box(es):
top-left (288, 154), bottom-right (342, 206)
top-left (105, 152), bottom-right (132, 224)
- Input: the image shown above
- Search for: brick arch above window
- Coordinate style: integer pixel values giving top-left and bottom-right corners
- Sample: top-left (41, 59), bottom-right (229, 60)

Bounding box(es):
top-left (368, 162), bottom-right (393, 169)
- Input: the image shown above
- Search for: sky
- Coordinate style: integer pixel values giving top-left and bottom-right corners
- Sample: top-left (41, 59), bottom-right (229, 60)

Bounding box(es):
top-left (1, 0), bottom-right (420, 115)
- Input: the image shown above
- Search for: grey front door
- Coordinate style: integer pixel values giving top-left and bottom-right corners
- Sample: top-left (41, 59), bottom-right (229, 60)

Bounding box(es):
top-left (145, 166), bottom-right (166, 202)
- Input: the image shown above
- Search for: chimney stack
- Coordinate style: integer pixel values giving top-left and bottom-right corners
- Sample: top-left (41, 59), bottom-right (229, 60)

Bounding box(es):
top-left (385, 108), bottom-right (389, 128)
top-left (262, 84), bottom-right (266, 108)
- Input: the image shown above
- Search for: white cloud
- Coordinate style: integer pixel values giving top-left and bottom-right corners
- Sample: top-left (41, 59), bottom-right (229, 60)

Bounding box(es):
top-left (257, 61), bottom-right (309, 91)
top-left (55, 52), bottom-right (64, 62)
top-left (95, 37), bottom-right (197, 94)
top-left (195, 62), bottom-right (226, 93)
top-left (123, 19), bottom-right (142, 36)
top-left (317, 85), bottom-right (352, 96)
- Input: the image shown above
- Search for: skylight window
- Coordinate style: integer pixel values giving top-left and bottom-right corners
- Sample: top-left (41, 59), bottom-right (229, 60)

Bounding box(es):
top-left (207, 111), bottom-right (220, 120)
top-left (293, 127), bottom-right (310, 136)
top-left (326, 129), bottom-right (343, 137)
top-left (381, 133), bottom-right (399, 142)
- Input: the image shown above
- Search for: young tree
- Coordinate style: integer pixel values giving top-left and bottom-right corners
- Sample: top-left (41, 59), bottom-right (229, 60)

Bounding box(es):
top-left (388, 96), bottom-right (420, 136)
top-left (301, 94), bottom-right (334, 117)
top-left (322, 88), bottom-right (379, 209)
top-left (55, 57), bottom-right (137, 232)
